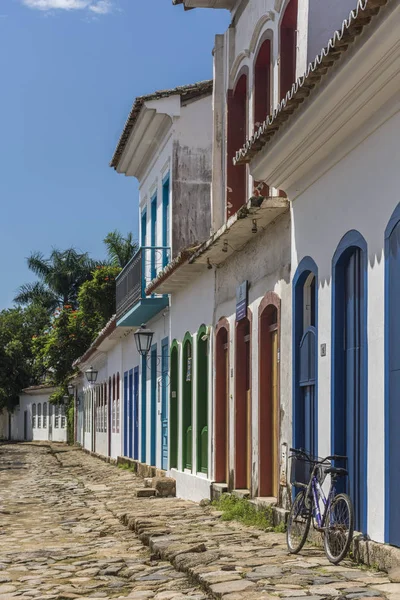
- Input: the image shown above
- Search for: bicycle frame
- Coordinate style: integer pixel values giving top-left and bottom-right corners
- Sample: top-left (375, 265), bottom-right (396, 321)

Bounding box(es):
top-left (309, 473), bottom-right (337, 532)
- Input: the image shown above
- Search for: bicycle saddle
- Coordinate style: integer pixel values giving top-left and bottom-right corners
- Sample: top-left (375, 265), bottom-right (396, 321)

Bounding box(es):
top-left (324, 467), bottom-right (348, 477)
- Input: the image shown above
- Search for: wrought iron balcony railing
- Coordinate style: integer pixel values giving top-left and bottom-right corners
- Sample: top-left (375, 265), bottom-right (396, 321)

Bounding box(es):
top-left (116, 246), bottom-right (170, 322)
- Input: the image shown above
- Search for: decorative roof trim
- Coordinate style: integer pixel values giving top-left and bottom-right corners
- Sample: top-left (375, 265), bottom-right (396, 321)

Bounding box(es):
top-left (73, 315), bottom-right (117, 368)
top-left (145, 248), bottom-right (199, 295)
top-left (21, 384), bottom-right (57, 394)
top-left (110, 80), bottom-right (213, 169)
top-left (234, 0), bottom-right (389, 165)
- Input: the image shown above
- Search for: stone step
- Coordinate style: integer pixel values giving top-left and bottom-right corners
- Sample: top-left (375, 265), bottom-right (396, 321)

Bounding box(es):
top-left (135, 488), bottom-right (156, 498)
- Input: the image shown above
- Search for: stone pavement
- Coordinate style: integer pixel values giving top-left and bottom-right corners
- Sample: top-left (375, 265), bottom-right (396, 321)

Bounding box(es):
top-left (0, 444), bottom-right (399, 600)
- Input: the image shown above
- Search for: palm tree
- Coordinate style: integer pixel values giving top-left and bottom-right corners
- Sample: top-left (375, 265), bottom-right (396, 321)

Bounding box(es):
top-left (15, 248), bottom-right (100, 312)
top-left (103, 230), bottom-right (138, 269)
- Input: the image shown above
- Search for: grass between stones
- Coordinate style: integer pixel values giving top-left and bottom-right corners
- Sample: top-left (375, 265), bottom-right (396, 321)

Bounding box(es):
top-left (212, 493), bottom-right (286, 533)
top-left (117, 463), bottom-right (136, 472)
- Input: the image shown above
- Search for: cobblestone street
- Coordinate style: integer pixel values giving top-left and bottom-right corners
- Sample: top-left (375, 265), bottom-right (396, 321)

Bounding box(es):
top-left (0, 444), bottom-right (398, 600)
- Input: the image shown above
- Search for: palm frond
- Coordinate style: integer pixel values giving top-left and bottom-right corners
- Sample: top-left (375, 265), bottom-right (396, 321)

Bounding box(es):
top-left (14, 282), bottom-right (59, 312)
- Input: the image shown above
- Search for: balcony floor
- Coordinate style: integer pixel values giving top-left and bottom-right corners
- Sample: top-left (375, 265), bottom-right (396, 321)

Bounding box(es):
top-left (116, 296), bottom-right (169, 328)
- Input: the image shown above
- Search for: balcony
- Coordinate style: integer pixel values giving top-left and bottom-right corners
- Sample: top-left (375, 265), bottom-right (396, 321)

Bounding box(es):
top-left (116, 246), bottom-right (170, 328)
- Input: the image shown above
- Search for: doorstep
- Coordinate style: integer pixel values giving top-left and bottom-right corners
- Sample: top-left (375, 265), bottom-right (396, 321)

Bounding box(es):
top-left (210, 482), bottom-right (228, 500)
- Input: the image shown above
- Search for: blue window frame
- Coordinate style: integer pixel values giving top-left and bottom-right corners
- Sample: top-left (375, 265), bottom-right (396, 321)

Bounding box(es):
top-left (151, 194), bottom-right (157, 280)
top-left (162, 174), bottom-right (170, 267)
top-left (292, 257), bottom-right (318, 459)
top-left (331, 229), bottom-right (368, 534)
top-left (141, 208), bottom-right (147, 247)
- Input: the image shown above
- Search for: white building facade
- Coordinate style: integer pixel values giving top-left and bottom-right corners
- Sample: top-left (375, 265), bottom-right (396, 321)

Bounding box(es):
top-left (234, 0), bottom-right (398, 545)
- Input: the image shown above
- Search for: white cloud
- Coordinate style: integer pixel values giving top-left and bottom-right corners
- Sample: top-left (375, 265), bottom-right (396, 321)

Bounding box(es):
top-left (21, 0), bottom-right (113, 13)
top-left (89, 0), bottom-right (112, 13)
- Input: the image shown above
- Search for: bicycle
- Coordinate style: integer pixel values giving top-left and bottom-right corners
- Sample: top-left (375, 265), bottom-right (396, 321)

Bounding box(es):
top-left (286, 448), bottom-right (354, 564)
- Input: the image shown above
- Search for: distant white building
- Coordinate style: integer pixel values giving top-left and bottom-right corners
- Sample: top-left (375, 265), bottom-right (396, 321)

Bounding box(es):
top-left (3, 385), bottom-right (68, 443)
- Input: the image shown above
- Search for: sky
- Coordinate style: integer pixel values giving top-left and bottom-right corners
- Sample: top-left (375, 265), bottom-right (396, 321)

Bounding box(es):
top-left (0, 0), bottom-right (230, 310)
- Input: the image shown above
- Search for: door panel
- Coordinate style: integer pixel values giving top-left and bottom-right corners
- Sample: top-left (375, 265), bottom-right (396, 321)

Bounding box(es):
top-left (133, 368), bottom-right (139, 461)
top-left (388, 222), bottom-right (400, 545)
top-left (161, 340), bottom-right (168, 471)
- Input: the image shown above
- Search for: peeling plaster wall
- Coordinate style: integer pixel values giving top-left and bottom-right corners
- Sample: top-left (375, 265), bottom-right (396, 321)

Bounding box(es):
top-left (172, 95), bottom-right (213, 257)
top-left (214, 211), bottom-right (291, 502)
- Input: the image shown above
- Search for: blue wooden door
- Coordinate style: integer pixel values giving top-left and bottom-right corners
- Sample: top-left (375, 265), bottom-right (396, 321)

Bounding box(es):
top-left (161, 338), bottom-right (169, 470)
top-left (141, 356), bottom-right (147, 463)
top-left (299, 327), bottom-right (316, 456)
top-left (334, 247), bottom-right (366, 532)
top-left (133, 367), bottom-right (139, 460)
top-left (388, 221), bottom-right (400, 545)
top-left (123, 372), bottom-right (128, 457)
top-left (128, 370), bottom-right (133, 458)
top-left (150, 345), bottom-right (157, 466)
top-left (344, 249), bottom-right (363, 531)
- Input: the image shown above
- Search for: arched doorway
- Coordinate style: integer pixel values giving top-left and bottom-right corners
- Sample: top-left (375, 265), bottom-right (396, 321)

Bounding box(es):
top-left (293, 258), bottom-right (318, 458)
top-left (215, 319), bottom-right (229, 484)
top-left (259, 293), bottom-right (280, 498)
top-left (169, 340), bottom-right (179, 469)
top-left (197, 325), bottom-right (209, 475)
top-left (227, 71), bottom-right (247, 218)
top-left (280, 0), bottom-right (298, 100)
top-left (332, 231), bottom-right (368, 533)
top-left (182, 333), bottom-right (193, 471)
top-left (235, 313), bottom-right (251, 491)
top-left (386, 206), bottom-right (400, 545)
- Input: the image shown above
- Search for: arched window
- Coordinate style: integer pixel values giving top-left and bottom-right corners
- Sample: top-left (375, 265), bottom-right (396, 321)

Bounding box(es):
top-left (235, 314), bottom-right (252, 491)
top-left (293, 258), bottom-right (318, 459)
top-left (227, 72), bottom-right (248, 219)
top-left (280, 0), bottom-right (298, 101)
top-left (43, 402), bottom-right (47, 429)
top-left (254, 38), bottom-right (271, 128)
top-left (37, 403), bottom-right (42, 429)
top-left (32, 403), bottom-right (37, 429)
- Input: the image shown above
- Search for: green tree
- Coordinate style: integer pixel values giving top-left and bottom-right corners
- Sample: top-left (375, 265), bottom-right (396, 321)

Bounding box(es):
top-left (0, 305), bottom-right (50, 411)
top-left (14, 248), bottom-right (101, 312)
top-left (104, 230), bottom-right (138, 268)
top-left (32, 266), bottom-right (120, 388)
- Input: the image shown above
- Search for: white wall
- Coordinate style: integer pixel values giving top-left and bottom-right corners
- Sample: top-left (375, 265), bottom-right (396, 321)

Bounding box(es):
top-left (291, 106), bottom-right (400, 544)
top-left (10, 393), bottom-right (67, 443)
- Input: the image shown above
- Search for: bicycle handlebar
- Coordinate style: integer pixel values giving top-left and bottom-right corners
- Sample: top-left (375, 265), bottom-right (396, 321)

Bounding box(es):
top-left (289, 448), bottom-right (348, 463)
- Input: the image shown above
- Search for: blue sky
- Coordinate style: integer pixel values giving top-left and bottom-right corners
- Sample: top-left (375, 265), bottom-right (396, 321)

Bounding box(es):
top-left (0, 0), bottom-right (229, 309)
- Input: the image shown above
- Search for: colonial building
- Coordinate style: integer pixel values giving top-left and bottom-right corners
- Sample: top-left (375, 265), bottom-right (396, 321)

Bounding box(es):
top-left (151, 0), bottom-right (362, 505)
top-left (233, 0), bottom-right (397, 544)
top-left (3, 385), bottom-right (67, 443)
top-left (74, 82), bottom-right (214, 476)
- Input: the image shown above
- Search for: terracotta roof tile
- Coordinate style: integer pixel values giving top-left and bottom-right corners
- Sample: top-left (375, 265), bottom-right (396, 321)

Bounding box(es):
top-left (110, 80), bottom-right (212, 169)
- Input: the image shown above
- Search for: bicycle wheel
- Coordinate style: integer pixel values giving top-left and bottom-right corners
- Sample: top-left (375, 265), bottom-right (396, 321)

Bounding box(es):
top-left (324, 493), bottom-right (354, 564)
top-left (287, 490), bottom-right (312, 553)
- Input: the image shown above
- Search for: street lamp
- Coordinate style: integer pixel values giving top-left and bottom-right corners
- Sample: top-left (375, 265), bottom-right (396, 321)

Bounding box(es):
top-left (134, 324), bottom-right (154, 357)
top-left (85, 366), bottom-right (98, 384)
top-left (67, 383), bottom-right (75, 395)
top-left (62, 395), bottom-right (69, 405)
